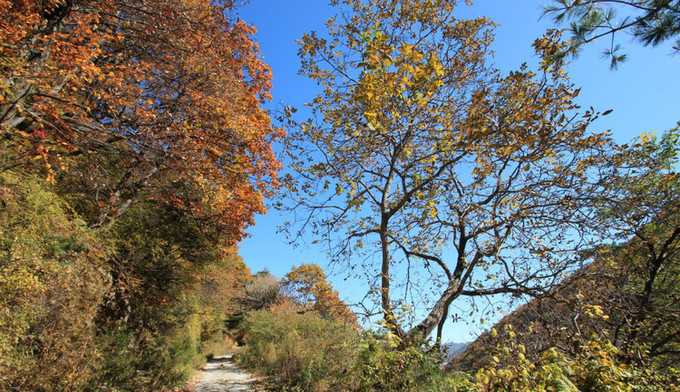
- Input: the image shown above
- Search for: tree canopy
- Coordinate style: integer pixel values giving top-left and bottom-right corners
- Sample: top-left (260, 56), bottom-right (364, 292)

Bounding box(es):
top-left (283, 0), bottom-right (614, 342)
top-left (282, 263), bottom-right (358, 326)
top-left (1, 0), bottom-right (280, 240)
top-left (1, 1), bottom-right (280, 390)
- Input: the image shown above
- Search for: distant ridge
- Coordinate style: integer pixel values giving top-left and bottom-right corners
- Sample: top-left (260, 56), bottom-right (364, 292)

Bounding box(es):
top-left (441, 342), bottom-right (469, 362)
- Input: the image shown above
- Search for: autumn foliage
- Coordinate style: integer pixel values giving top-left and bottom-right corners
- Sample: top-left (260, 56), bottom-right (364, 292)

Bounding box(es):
top-left (1, 0), bottom-right (280, 241)
top-left (285, 0), bottom-right (612, 343)
top-left (2, 0), bottom-right (679, 391)
top-left (1, 0), bottom-right (278, 390)
top-left (282, 264), bottom-right (358, 326)
top-left (0, 173), bottom-right (107, 390)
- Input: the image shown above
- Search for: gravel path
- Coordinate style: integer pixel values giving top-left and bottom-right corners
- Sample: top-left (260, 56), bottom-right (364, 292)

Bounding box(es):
top-left (192, 355), bottom-right (261, 392)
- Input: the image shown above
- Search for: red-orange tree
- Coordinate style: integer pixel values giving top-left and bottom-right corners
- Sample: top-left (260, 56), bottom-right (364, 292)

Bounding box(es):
top-left (0, 0), bottom-right (280, 242)
top-left (282, 264), bottom-right (358, 326)
top-left (283, 0), bottom-right (613, 343)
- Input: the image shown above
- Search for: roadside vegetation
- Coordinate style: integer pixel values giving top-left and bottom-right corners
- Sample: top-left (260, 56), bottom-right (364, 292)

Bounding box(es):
top-left (1, 0), bottom-right (678, 391)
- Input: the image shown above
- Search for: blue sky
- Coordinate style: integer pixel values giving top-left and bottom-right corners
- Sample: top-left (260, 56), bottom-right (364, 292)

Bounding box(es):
top-left (234, 1), bottom-right (679, 342)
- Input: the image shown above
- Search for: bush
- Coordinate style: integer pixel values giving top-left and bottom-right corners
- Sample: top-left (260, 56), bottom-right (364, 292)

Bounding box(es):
top-left (352, 336), bottom-right (474, 392)
top-left (239, 303), bottom-right (361, 391)
top-left (474, 325), bottom-right (680, 392)
top-left (0, 173), bottom-right (108, 391)
top-left (89, 297), bottom-right (238, 392)
top-left (80, 198), bottom-right (251, 391)
top-left (238, 304), bottom-right (477, 392)
top-left (0, 172), bottom-right (248, 391)
top-left (238, 309), bottom-right (678, 392)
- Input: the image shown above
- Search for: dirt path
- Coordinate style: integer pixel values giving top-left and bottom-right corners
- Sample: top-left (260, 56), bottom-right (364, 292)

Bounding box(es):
top-left (192, 355), bottom-right (262, 392)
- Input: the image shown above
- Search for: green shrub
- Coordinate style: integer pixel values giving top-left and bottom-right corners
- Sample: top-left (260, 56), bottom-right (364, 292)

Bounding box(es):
top-left (86, 200), bottom-right (249, 391)
top-left (87, 327), bottom-right (195, 392)
top-left (0, 173), bottom-right (108, 391)
top-left (239, 306), bottom-right (476, 392)
top-left (239, 304), bottom-right (361, 391)
top-left (238, 310), bottom-right (678, 392)
top-left (352, 336), bottom-right (474, 392)
top-left (0, 172), bottom-right (241, 391)
top-left (88, 300), bottom-right (231, 392)
top-left (474, 325), bottom-right (680, 392)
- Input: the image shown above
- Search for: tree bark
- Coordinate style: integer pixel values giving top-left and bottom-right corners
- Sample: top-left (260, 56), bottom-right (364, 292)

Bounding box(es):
top-left (406, 278), bottom-right (462, 343)
top-left (380, 215), bottom-right (403, 337)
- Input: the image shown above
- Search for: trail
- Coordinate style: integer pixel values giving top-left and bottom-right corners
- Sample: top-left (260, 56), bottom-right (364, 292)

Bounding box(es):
top-left (192, 355), bottom-right (262, 392)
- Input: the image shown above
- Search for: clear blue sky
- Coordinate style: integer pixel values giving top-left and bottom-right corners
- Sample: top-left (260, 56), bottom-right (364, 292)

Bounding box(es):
top-left (235, 1), bottom-right (679, 342)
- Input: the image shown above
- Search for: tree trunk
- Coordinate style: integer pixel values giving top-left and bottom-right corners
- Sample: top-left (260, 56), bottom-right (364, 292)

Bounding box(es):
top-left (435, 303), bottom-right (449, 347)
top-left (379, 220), bottom-right (403, 337)
top-left (406, 279), bottom-right (461, 343)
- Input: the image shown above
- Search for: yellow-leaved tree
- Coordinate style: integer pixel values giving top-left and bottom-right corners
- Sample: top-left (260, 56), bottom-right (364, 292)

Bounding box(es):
top-left (282, 0), bottom-right (613, 344)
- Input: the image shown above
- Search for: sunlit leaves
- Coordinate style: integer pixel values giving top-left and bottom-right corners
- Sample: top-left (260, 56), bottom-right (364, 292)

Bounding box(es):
top-left (0, 0), bottom-right (280, 242)
top-left (284, 0), bottom-right (613, 340)
top-left (282, 264), bottom-right (358, 326)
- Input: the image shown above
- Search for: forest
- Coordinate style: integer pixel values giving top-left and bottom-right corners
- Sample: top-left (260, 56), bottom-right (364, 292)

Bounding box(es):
top-left (0, 0), bottom-right (678, 391)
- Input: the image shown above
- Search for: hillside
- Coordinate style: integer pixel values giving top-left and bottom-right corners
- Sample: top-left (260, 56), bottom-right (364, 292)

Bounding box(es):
top-left (450, 223), bottom-right (680, 372)
top-left (449, 260), bottom-right (613, 370)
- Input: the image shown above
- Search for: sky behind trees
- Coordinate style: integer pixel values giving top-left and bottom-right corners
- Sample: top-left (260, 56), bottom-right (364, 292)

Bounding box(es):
top-left (237, 0), bottom-right (680, 342)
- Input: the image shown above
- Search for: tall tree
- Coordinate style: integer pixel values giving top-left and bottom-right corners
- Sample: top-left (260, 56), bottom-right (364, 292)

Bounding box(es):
top-left (283, 0), bottom-right (612, 343)
top-left (545, 0), bottom-right (680, 68)
top-left (0, 0), bottom-right (280, 241)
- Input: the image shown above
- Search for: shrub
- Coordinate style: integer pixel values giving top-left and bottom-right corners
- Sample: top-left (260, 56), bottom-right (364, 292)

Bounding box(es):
top-left (89, 299), bottom-right (235, 392)
top-left (474, 325), bottom-right (680, 392)
top-left (238, 310), bottom-right (678, 392)
top-left (0, 173), bottom-right (108, 391)
top-left (239, 304), bottom-right (360, 391)
top-left (239, 305), bottom-right (477, 392)
top-left (352, 336), bottom-right (474, 392)
top-left (87, 202), bottom-right (251, 391)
